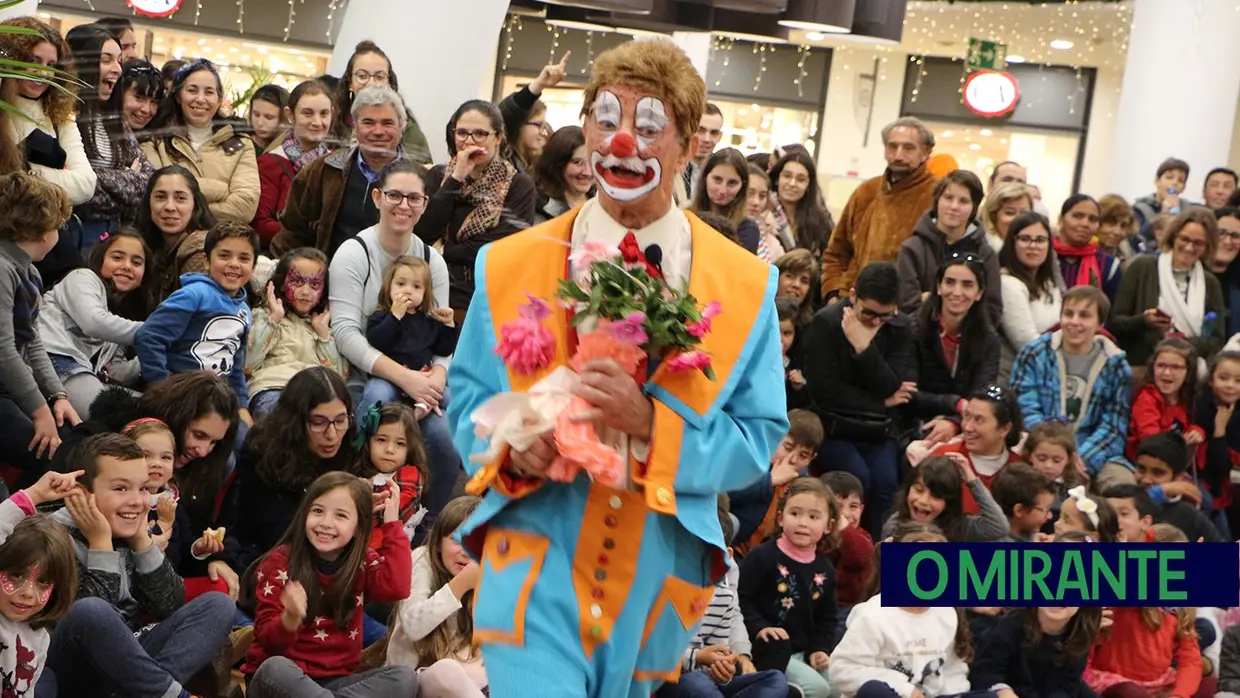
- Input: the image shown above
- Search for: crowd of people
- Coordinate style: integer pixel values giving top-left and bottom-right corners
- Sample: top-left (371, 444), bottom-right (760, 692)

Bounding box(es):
top-left (0, 12), bottom-right (1236, 698)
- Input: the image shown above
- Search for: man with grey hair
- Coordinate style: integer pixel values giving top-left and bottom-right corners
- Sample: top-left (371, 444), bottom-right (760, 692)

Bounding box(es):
top-left (821, 116), bottom-right (938, 299)
top-left (270, 85), bottom-right (411, 256)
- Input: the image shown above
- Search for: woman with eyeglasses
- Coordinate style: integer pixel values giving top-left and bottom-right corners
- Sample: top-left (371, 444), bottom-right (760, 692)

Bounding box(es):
top-left (897, 169), bottom-right (1001, 327)
top-left (997, 211), bottom-right (1065, 384)
top-left (687, 147), bottom-right (761, 254)
top-left (979, 181), bottom-right (1033, 252)
top-left (118, 59), bottom-right (164, 133)
top-left (141, 58), bottom-right (260, 224)
top-left (768, 150), bottom-right (834, 261)
top-left (1053, 194), bottom-right (1123, 301)
top-left (1109, 207), bottom-right (1226, 370)
top-left (0, 17), bottom-right (98, 287)
top-left (1210, 207), bottom-right (1240, 337)
top-left (65, 24), bottom-right (156, 254)
top-left (531, 125), bottom-right (594, 223)
top-left (906, 253), bottom-right (1000, 447)
top-left (330, 40), bottom-right (431, 165)
top-left (253, 79), bottom-right (334, 248)
top-left (415, 99), bottom-right (537, 322)
top-left (498, 52), bottom-right (570, 174)
top-left (329, 161), bottom-right (462, 539)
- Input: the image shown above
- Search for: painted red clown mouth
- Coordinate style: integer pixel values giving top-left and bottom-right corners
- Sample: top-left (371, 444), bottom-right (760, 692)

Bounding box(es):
top-left (596, 160), bottom-right (656, 189)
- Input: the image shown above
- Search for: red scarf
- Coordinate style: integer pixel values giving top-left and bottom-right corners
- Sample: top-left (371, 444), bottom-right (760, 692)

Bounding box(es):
top-left (1052, 238), bottom-right (1103, 289)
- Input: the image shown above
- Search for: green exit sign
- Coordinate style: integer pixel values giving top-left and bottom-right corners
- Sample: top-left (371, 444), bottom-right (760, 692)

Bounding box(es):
top-left (966, 38), bottom-right (1007, 71)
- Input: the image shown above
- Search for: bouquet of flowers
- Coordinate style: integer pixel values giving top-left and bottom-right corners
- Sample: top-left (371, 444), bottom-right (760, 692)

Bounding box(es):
top-left (471, 239), bottom-right (719, 487)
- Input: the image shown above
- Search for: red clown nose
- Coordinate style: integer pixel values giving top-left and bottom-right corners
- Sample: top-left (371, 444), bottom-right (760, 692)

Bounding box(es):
top-left (610, 132), bottom-right (637, 159)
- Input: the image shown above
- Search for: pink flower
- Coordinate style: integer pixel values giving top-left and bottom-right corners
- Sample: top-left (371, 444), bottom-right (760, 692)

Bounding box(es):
top-left (686, 300), bottom-right (722, 339)
top-left (569, 240), bottom-right (621, 270)
top-left (519, 293), bottom-right (551, 322)
top-left (777, 564), bottom-right (789, 577)
top-left (495, 317), bottom-right (555, 375)
top-left (608, 311), bottom-right (649, 346)
top-left (664, 350), bottom-right (712, 374)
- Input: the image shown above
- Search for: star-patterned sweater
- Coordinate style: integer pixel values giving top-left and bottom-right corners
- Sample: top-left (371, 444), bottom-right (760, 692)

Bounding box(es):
top-left (737, 537), bottom-right (838, 657)
top-left (242, 520), bottom-right (412, 679)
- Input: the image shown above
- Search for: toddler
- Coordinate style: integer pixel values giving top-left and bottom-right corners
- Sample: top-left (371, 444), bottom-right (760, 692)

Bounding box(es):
top-left (352, 402), bottom-right (430, 543)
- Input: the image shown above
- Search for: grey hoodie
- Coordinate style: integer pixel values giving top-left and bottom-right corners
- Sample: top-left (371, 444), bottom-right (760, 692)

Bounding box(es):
top-left (51, 508), bottom-right (184, 631)
top-left (35, 268), bottom-right (142, 374)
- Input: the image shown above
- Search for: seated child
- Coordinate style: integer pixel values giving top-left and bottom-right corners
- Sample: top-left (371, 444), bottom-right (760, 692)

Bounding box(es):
top-left (730, 409), bottom-right (822, 555)
top-left (246, 248), bottom-right (345, 417)
top-left (970, 606), bottom-right (1101, 698)
top-left (44, 433), bottom-right (235, 698)
top-left (989, 463), bottom-right (1055, 543)
top-left (1023, 421), bottom-right (1086, 532)
top-left (1103, 484), bottom-right (1157, 544)
top-left (820, 471), bottom-right (873, 647)
top-left (1132, 432), bottom-right (1222, 541)
top-left (123, 418), bottom-right (186, 555)
top-left (351, 402), bottom-right (429, 544)
top-left (0, 172), bottom-right (79, 477)
top-left (738, 479), bottom-right (840, 698)
top-left (364, 256), bottom-right (457, 419)
top-left (1218, 620), bottom-right (1240, 698)
top-left (1084, 523), bottom-right (1206, 698)
top-left (386, 497), bottom-right (487, 698)
top-left (777, 298), bottom-right (808, 410)
top-left (241, 471), bottom-right (414, 698)
top-left (880, 455), bottom-right (1008, 542)
top-left (830, 521), bottom-right (997, 698)
top-left (1053, 486), bottom-right (1121, 542)
top-left (0, 470), bottom-right (81, 698)
top-left (135, 220), bottom-right (257, 414)
top-left (656, 505), bottom-right (789, 698)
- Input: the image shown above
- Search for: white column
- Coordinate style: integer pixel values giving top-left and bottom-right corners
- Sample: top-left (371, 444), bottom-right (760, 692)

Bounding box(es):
top-left (1109, 0), bottom-right (1240, 201)
top-left (0, 0), bottom-right (39, 20)
top-left (672, 31), bottom-right (712, 81)
top-left (330, 0), bottom-right (510, 164)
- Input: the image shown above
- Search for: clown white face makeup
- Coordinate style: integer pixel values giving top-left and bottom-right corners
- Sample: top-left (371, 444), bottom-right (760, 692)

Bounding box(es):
top-left (584, 84), bottom-right (695, 229)
top-left (590, 91), bottom-right (666, 202)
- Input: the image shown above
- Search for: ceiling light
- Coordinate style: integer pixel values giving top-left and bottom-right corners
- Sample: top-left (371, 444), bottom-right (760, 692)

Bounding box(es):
top-left (806, 32), bottom-right (825, 41)
top-left (1005, 54), bottom-right (1026, 63)
top-left (779, 0), bottom-right (856, 33)
top-left (1049, 39), bottom-right (1073, 50)
top-left (969, 143), bottom-right (981, 151)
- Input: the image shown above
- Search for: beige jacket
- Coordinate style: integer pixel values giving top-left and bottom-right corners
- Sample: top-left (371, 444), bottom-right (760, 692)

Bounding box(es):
top-left (245, 307), bottom-right (345, 395)
top-left (141, 124), bottom-right (259, 223)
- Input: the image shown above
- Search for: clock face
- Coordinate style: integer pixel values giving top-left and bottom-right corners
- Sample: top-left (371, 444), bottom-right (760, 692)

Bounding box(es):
top-left (962, 70), bottom-right (1020, 118)
top-left (127, 0), bottom-right (182, 18)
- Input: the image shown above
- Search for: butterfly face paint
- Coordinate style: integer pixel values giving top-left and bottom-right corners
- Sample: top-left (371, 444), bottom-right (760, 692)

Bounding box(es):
top-left (0, 566), bottom-right (54, 620)
top-left (585, 84), bottom-right (691, 225)
top-left (283, 259), bottom-right (326, 316)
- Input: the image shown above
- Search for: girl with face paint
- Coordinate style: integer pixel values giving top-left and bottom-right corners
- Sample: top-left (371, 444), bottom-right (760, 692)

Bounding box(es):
top-left (245, 248), bottom-right (346, 418)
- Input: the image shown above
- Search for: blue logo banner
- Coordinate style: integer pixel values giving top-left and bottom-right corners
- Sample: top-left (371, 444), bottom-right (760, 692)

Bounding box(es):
top-left (880, 543), bottom-right (1239, 607)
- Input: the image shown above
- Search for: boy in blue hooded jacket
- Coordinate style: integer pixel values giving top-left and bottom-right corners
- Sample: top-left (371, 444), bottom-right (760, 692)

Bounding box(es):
top-left (136, 221), bottom-right (256, 409)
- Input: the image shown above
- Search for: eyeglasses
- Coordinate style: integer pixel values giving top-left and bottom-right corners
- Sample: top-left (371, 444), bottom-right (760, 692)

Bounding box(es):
top-left (1015, 234), bottom-right (1051, 247)
top-left (352, 70), bottom-right (389, 84)
top-left (857, 305), bottom-right (898, 322)
top-left (454, 128), bottom-right (494, 143)
top-left (1153, 362), bottom-right (1188, 373)
top-left (308, 415), bottom-right (350, 434)
top-left (382, 190), bottom-right (428, 208)
top-left (1220, 230), bottom-right (1240, 242)
top-left (1176, 236), bottom-right (1208, 250)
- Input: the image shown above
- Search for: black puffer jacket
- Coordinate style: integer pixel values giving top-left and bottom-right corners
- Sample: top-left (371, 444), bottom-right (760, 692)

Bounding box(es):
top-left (896, 211), bottom-right (1002, 328)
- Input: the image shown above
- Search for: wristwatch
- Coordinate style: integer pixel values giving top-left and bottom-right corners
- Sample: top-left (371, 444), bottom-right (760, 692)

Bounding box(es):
top-left (48, 391), bottom-right (68, 405)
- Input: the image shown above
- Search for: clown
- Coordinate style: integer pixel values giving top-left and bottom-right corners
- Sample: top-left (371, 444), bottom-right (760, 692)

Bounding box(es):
top-left (447, 39), bottom-right (788, 697)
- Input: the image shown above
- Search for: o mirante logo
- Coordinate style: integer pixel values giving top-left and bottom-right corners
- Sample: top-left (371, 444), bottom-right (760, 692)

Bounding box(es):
top-left (881, 543), bottom-right (1240, 607)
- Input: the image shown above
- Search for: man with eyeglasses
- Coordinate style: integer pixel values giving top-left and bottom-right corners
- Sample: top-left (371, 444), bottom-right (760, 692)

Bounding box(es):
top-left (271, 85), bottom-right (410, 258)
top-left (1210, 207), bottom-right (1240, 336)
top-left (803, 261), bottom-right (917, 537)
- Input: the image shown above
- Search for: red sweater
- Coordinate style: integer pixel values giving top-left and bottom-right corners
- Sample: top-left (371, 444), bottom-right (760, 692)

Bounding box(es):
top-left (1127, 384), bottom-right (1204, 461)
top-left (253, 153), bottom-right (295, 245)
top-left (1088, 607), bottom-right (1201, 698)
top-left (831, 525), bottom-right (873, 607)
top-left (243, 521), bottom-right (412, 679)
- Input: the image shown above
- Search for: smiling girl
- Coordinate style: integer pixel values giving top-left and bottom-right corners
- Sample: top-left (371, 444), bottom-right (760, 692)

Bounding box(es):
top-left (738, 478), bottom-right (841, 698)
top-left (242, 471), bottom-right (415, 698)
top-left (135, 165), bottom-right (218, 302)
top-left (997, 211), bottom-right (1064, 382)
top-left (689, 148), bottom-right (761, 254)
top-left (1128, 339), bottom-right (1203, 462)
top-left (768, 151), bottom-right (833, 260)
top-left (254, 80), bottom-right (334, 247)
top-left (37, 229), bottom-right (153, 419)
top-left (532, 125), bottom-right (594, 223)
top-left (882, 454), bottom-right (1008, 542)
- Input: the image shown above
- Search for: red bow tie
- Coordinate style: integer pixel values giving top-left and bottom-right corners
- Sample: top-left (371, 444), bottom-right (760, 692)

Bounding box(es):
top-left (618, 232), bottom-right (663, 279)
